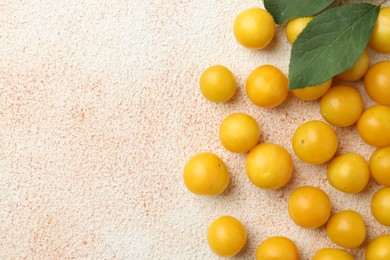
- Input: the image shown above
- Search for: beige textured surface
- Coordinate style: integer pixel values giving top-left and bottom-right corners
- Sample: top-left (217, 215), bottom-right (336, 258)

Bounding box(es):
top-left (1, 0), bottom-right (390, 259)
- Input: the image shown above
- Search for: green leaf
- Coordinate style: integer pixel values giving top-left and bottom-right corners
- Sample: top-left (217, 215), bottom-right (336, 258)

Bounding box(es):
top-left (288, 3), bottom-right (379, 90)
top-left (264, 0), bottom-right (336, 25)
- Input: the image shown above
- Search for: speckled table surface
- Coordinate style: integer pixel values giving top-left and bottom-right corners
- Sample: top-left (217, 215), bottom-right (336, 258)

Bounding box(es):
top-left (1, 0), bottom-right (389, 259)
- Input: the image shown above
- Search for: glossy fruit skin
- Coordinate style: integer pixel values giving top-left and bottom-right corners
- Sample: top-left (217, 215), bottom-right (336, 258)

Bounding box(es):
top-left (313, 248), bottom-right (354, 260)
top-left (288, 186), bottom-right (331, 228)
top-left (246, 143), bottom-right (293, 189)
top-left (234, 8), bottom-right (275, 49)
top-left (207, 216), bottom-right (247, 257)
top-left (256, 236), bottom-right (299, 260)
top-left (369, 7), bottom-right (390, 53)
top-left (327, 153), bottom-right (369, 193)
top-left (292, 79), bottom-right (332, 101)
top-left (200, 65), bottom-right (236, 103)
top-left (326, 210), bottom-right (366, 248)
top-left (219, 113), bottom-right (260, 153)
top-left (370, 146), bottom-right (390, 186)
top-left (371, 187), bottom-right (390, 226)
top-left (357, 105), bottom-right (390, 147)
top-left (292, 120), bottom-right (338, 164)
top-left (286, 16), bottom-right (314, 44)
top-left (320, 85), bottom-right (363, 127)
top-left (364, 61), bottom-right (390, 105)
top-left (183, 152), bottom-right (229, 195)
top-left (246, 65), bottom-right (288, 108)
top-left (365, 235), bottom-right (390, 260)
top-left (336, 49), bottom-right (370, 82)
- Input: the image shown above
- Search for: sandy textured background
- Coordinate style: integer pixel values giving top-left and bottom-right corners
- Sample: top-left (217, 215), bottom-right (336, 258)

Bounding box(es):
top-left (1, 0), bottom-right (389, 259)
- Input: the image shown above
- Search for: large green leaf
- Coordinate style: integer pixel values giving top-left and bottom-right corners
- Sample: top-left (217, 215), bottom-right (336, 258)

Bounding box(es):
top-left (264, 0), bottom-right (336, 25)
top-left (288, 3), bottom-right (379, 90)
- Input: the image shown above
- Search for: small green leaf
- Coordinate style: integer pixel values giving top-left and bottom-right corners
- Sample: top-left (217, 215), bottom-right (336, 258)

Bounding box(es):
top-left (264, 0), bottom-right (336, 25)
top-left (288, 3), bottom-right (379, 90)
